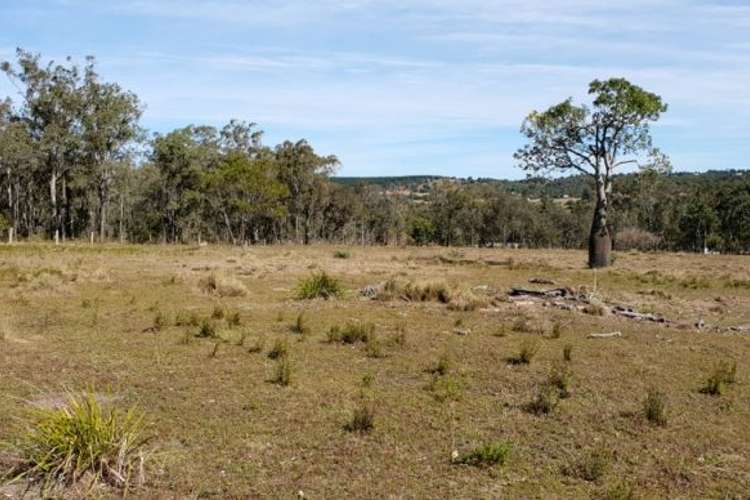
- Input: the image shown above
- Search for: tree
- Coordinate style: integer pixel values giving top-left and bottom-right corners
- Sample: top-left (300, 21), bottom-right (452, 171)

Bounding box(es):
top-left (515, 78), bottom-right (669, 267)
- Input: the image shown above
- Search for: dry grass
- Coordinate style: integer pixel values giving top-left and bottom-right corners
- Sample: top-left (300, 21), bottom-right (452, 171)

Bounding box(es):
top-left (0, 243), bottom-right (748, 497)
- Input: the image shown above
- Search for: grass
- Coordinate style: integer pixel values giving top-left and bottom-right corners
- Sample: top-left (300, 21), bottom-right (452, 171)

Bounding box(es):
top-left (333, 250), bottom-right (351, 259)
top-left (455, 441), bottom-right (512, 467)
top-left (327, 321), bottom-right (375, 344)
top-left (701, 360), bottom-right (737, 396)
top-left (3, 390), bottom-right (147, 492)
top-left (643, 387), bottom-right (668, 426)
top-left (509, 339), bottom-right (540, 365)
top-left (291, 311), bottom-right (310, 336)
top-left (2, 244), bottom-right (750, 497)
top-left (271, 358), bottom-right (292, 386)
top-left (296, 272), bottom-right (345, 300)
top-left (345, 396), bottom-right (375, 433)
top-left (268, 339), bottom-right (289, 360)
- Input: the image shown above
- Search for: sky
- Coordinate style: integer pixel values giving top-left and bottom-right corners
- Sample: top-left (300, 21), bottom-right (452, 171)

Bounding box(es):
top-left (0, 0), bottom-right (749, 179)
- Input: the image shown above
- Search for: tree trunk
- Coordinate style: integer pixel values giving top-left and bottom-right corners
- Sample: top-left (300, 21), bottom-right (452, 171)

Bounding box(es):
top-left (588, 177), bottom-right (612, 268)
top-left (50, 170), bottom-right (59, 239)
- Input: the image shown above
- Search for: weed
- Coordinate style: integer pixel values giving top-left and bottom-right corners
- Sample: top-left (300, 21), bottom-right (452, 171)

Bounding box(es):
top-left (268, 339), bottom-right (289, 359)
top-left (5, 390), bottom-right (147, 491)
top-left (643, 387), bottom-right (667, 426)
top-left (365, 334), bottom-right (386, 358)
top-left (550, 321), bottom-right (563, 339)
top-left (296, 272), bottom-right (345, 300)
top-left (361, 373), bottom-right (374, 388)
top-left (226, 310), bottom-right (241, 328)
top-left (455, 441), bottom-right (512, 467)
top-left (333, 250), bottom-right (351, 259)
top-left (152, 311), bottom-right (168, 332)
top-left (200, 273), bottom-right (247, 297)
top-left (427, 374), bottom-right (464, 402)
top-left (604, 481), bottom-right (637, 500)
top-left (175, 310), bottom-right (200, 327)
top-left (509, 339), bottom-right (539, 365)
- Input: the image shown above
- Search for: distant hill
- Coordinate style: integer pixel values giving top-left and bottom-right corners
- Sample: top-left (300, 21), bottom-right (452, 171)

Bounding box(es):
top-left (332, 170), bottom-right (750, 199)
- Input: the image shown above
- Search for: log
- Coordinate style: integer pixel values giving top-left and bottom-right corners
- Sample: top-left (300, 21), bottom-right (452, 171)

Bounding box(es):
top-left (588, 331), bottom-right (622, 339)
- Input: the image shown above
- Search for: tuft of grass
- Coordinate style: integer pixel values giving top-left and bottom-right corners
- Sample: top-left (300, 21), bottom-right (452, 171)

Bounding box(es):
top-left (547, 362), bottom-right (573, 398)
top-left (510, 339), bottom-right (539, 365)
top-left (526, 384), bottom-right (559, 415)
top-left (701, 360), bottom-right (737, 396)
top-left (195, 318), bottom-right (218, 339)
top-left (296, 272), bottom-right (345, 300)
top-left (563, 344), bottom-right (573, 362)
top-left (200, 273), bottom-right (247, 297)
top-left (511, 315), bottom-right (535, 334)
top-left (211, 305), bottom-right (225, 320)
top-left (208, 341), bottom-right (220, 358)
top-left (225, 310), bottom-right (241, 328)
top-left (365, 333), bottom-right (386, 358)
top-left (550, 321), bottom-right (563, 339)
top-left (291, 312), bottom-right (310, 336)
top-left (271, 357), bottom-right (292, 386)
top-left (455, 441), bottom-right (512, 467)
top-left (152, 311), bottom-right (168, 332)
top-left (426, 374), bottom-right (464, 402)
top-left (333, 250), bottom-right (351, 259)
top-left (268, 339), bottom-right (289, 360)
top-left (175, 310), bottom-right (200, 327)
top-left (429, 352), bottom-right (452, 376)
top-left (566, 447), bottom-right (611, 482)
top-left (401, 281), bottom-right (451, 303)
top-left (5, 391), bottom-right (148, 491)
top-left (327, 321), bottom-right (375, 344)
top-left (247, 336), bottom-right (265, 354)
top-left (643, 387), bottom-right (668, 426)
top-left (345, 397), bottom-right (375, 433)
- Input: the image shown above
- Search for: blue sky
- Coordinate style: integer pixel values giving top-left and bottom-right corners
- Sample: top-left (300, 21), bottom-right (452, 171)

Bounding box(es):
top-left (1, 0), bottom-right (749, 178)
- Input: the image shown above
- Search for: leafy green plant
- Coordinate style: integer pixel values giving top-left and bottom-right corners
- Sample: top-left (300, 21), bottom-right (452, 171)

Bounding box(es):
top-left (456, 441), bottom-right (512, 467)
top-left (296, 272), bottom-right (345, 300)
top-left (5, 391), bottom-right (148, 491)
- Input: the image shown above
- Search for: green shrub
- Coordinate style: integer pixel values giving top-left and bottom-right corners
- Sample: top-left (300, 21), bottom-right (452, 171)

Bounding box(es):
top-left (296, 272), bottom-right (345, 300)
top-left (333, 250), bottom-right (351, 259)
top-left (426, 374), bottom-right (464, 402)
top-left (6, 391), bottom-right (148, 491)
top-left (701, 360), bottom-right (737, 396)
top-left (567, 447), bottom-right (611, 482)
top-left (643, 387), bottom-right (667, 426)
top-left (456, 441), bottom-right (512, 467)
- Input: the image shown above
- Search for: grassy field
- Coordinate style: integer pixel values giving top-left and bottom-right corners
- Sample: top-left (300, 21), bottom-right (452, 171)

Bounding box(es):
top-left (1, 243), bottom-right (749, 498)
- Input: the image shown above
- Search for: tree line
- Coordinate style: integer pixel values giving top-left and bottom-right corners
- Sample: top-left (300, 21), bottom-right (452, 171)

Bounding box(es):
top-left (1, 49), bottom-right (749, 255)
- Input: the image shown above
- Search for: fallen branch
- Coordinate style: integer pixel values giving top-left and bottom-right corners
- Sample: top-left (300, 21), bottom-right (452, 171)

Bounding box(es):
top-left (588, 332), bottom-right (623, 339)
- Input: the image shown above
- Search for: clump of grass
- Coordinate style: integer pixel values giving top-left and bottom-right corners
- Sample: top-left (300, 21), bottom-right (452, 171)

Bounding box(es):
top-left (271, 357), bottom-right (292, 386)
top-left (566, 447), bottom-right (611, 482)
top-left (327, 321), bottom-right (375, 344)
top-left (701, 360), bottom-right (737, 396)
top-left (333, 250), bottom-right (351, 259)
top-left (195, 318), bottom-right (218, 339)
top-left (388, 326), bottom-right (407, 348)
top-left (211, 305), bottom-right (225, 320)
top-left (401, 281), bottom-right (451, 303)
top-left (5, 391), bottom-right (148, 491)
top-left (455, 441), bottom-right (512, 467)
top-left (152, 311), bottom-right (168, 332)
top-left (547, 362), bottom-right (573, 398)
top-left (247, 336), bottom-right (265, 354)
top-left (175, 310), bottom-right (200, 327)
top-left (427, 374), bottom-right (464, 402)
top-left (446, 287), bottom-right (489, 312)
top-left (604, 481), bottom-right (637, 500)
top-left (291, 312), bottom-right (310, 336)
top-left (509, 339), bottom-right (539, 365)
top-left (268, 339), bottom-right (289, 359)
top-left (429, 352), bottom-right (452, 376)
top-left (643, 387), bottom-right (668, 426)
top-left (345, 397), bottom-right (375, 433)
top-left (365, 334), bottom-right (386, 358)
top-left (208, 341), bottom-right (220, 358)
top-left (296, 272), bottom-right (345, 300)
top-left (361, 373), bottom-right (374, 388)
top-left (550, 321), bottom-right (563, 339)
top-left (526, 384), bottom-right (559, 415)
top-left (225, 310), bottom-right (241, 328)
top-left (511, 315), bottom-right (534, 333)
top-left (563, 344), bottom-right (573, 362)
top-left (200, 272), bottom-right (247, 297)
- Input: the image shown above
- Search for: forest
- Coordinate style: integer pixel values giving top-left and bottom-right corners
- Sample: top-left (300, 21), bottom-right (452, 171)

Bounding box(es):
top-left (1, 49), bottom-right (749, 253)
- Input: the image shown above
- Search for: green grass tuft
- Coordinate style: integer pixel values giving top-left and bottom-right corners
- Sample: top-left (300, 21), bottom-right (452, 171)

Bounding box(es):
top-left (296, 272), bottom-right (345, 300)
